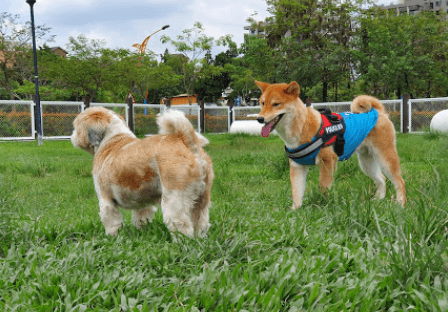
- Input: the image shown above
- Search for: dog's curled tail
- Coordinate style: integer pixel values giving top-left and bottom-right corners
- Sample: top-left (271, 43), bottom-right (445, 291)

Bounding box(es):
top-left (351, 95), bottom-right (385, 114)
top-left (157, 109), bottom-right (209, 155)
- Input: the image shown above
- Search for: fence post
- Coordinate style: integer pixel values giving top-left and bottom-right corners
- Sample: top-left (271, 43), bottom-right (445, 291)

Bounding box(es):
top-left (228, 100), bottom-right (234, 126)
top-left (402, 93), bottom-right (409, 134)
top-left (305, 98), bottom-right (313, 107)
top-left (199, 99), bottom-right (205, 133)
top-left (127, 96), bottom-right (134, 133)
top-left (32, 94), bottom-right (37, 139)
top-left (83, 95), bottom-right (90, 110)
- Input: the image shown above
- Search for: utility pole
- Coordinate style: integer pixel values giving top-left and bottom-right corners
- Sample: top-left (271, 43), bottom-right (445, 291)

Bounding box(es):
top-left (26, 0), bottom-right (43, 145)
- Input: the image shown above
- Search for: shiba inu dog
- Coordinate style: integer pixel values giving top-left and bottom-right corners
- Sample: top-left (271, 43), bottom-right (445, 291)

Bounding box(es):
top-left (71, 107), bottom-right (214, 237)
top-left (255, 81), bottom-right (406, 208)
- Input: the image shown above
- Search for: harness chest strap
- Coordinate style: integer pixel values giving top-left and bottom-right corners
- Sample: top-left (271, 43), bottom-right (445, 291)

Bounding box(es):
top-left (285, 111), bottom-right (346, 161)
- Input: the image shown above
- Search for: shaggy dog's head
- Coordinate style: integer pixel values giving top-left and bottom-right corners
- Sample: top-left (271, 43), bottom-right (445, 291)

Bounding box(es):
top-left (71, 107), bottom-right (129, 155)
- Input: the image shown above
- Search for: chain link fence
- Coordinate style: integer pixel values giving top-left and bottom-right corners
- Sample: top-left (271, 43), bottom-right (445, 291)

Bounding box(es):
top-left (409, 98), bottom-right (448, 133)
top-left (41, 101), bottom-right (84, 139)
top-left (381, 100), bottom-right (402, 132)
top-left (133, 104), bottom-right (166, 136)
top-left (2, 97), bottom-right (448, 140)
top-left (204, 105), bottom-right (230, 133)
top-left (232, 106), bottom-right (261, 122)
top-left (0, 100), bottom-right (35, 140)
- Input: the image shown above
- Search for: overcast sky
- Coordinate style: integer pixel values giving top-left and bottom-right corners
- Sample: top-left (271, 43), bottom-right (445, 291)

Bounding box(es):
top-left (3, 0), bottom-right (392, 59)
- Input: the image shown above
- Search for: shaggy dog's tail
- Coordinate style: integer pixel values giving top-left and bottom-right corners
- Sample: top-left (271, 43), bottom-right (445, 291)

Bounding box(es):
top-left (351, 95), bottom-right (386, 114)
top-left (157, 109), bottom-right (209, 155)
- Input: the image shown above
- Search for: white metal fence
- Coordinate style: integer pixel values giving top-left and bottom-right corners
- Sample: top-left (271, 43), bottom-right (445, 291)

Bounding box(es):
top-left (0, 100), bottom-right (35, 140)
top-left (203, 105), bottom-right (230, 133)
top-left (41, 101), bottom-right (84, 140)
top-left (0, 97), bottom-right (446, 140)
top-left (232, 106), bottom-right (261, 123)
top-left (133, 104), bottom-right (165, 136)
top-left (408, 97), bottom-right (448, 133)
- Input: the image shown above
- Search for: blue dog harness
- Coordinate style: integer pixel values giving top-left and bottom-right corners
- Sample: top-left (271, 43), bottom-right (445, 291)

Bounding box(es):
top-left (285, 108), bottom-right (379, 165)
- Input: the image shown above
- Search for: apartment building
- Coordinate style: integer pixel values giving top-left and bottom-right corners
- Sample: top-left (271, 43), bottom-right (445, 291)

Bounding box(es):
top-left (244, 21), bottom-right (268, 38)
top-left (381, 0), bottom-right (448, 15)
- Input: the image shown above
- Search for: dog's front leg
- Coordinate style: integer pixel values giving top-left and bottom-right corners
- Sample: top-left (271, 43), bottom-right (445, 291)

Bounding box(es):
top-left (289, 159), bottom-right (309, 210)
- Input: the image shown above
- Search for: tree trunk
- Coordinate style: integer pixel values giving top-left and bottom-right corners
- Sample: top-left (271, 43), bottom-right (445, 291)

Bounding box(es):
top-left (322, 81), bottom-right (328, 102)
top-left (7, 88), bottom-right (15, 100)
top-left (334, 81), bottom-right (338, 102)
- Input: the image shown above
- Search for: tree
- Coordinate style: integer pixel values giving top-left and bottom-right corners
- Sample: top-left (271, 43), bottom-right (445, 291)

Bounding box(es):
top-left (129, 58), bottom-right (182, 103)
top-left (161, 22), bottom-right (232, 104)
top-left (0, 12), bottom-right (54, 99)
top-left (39, 35), bottom-right (182, 103)
top-left (354, 10), bottom-right (448, 99)
top-left (194, 47), bottom-right (239, 103)
top-left (42, 34), bottom-right (116, 102)
top-left (240, 36), bottom-right (278, 82)
top-left (263, 0), bottom-right (364, 101)
top-left (227, 64), bottom-right (258, 104)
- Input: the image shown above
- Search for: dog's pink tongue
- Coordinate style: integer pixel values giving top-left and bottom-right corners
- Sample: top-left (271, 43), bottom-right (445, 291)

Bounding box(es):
top-left (261, 122), bottom-right (273, 138)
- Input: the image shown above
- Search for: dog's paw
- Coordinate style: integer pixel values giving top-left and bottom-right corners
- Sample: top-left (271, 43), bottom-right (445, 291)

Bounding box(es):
top-left (290, 202), bottom-right (302, 210)
top-left (397, 195), bottom-right (407, 206)
top-left (104, 223), bottom-right (122, 236)
top-left (105, 230), bottom-right (119, 236)
top-left (374, 188), bottom-right (386, 200)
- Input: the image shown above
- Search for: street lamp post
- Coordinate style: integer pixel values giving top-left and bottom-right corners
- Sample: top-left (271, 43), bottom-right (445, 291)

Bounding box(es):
top-left (133, 24), bottom-right (170, 59)
top-left (134, 25), bottom-right (169, 115)
top-left (26, 0), bottom-right (43, 146)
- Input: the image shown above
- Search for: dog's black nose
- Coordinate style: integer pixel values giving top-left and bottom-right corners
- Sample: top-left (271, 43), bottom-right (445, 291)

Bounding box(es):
top-left (256, 117), bottom-right (265, 124)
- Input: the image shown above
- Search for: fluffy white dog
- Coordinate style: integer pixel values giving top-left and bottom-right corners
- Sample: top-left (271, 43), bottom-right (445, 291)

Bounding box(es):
top-left (71, 107), bottom-right (214, 237)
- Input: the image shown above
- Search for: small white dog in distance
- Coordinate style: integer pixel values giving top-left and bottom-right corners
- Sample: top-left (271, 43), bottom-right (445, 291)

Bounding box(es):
top-left (71, 107), bottom-right (214, 237)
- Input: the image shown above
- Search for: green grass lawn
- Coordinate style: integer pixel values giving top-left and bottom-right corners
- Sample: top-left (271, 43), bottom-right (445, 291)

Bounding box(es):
top-left (1, 132), bottom-right (448, 311)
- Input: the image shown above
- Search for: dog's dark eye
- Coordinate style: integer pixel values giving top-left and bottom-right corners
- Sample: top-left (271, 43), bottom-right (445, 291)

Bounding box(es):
top-left (273, 103), bottom-right (281, 107)
top-left (261, 102), bottom-right (264, 106)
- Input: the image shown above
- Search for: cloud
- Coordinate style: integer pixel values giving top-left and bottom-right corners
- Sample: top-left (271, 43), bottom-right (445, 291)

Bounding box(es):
top-left (3, 0), bottom-right (270, 57)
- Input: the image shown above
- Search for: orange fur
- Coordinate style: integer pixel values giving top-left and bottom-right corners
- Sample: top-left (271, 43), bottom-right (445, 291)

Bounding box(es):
top-left (256, 81), bottom-right (406, 208)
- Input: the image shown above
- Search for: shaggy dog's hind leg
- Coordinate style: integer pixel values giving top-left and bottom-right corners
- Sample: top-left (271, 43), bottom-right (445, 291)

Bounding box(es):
top-left (99, 200), bottom-right (123, 236)
top-left (192, 191), bottom-right (211, 237)
top-left (161, 189), bottom-right (195, 238)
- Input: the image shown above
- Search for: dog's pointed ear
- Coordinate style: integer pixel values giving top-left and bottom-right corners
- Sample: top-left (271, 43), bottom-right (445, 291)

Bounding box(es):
top-left (87, 129), bottom-right (104, 147)
top-left (255, 81), bottom-right (270, 93)
top-left (284, 81), bottom-right (300, 97)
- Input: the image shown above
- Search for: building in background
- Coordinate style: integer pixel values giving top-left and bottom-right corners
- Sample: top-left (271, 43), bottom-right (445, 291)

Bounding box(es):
top-left (160, 94), bottom-right (198, 105)
top-left (244, 21), bottom-right (269, 38)
top-left (50, 46), bottom-right (68, 58)
top-left (380, 0), bottom-right (447, 15)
